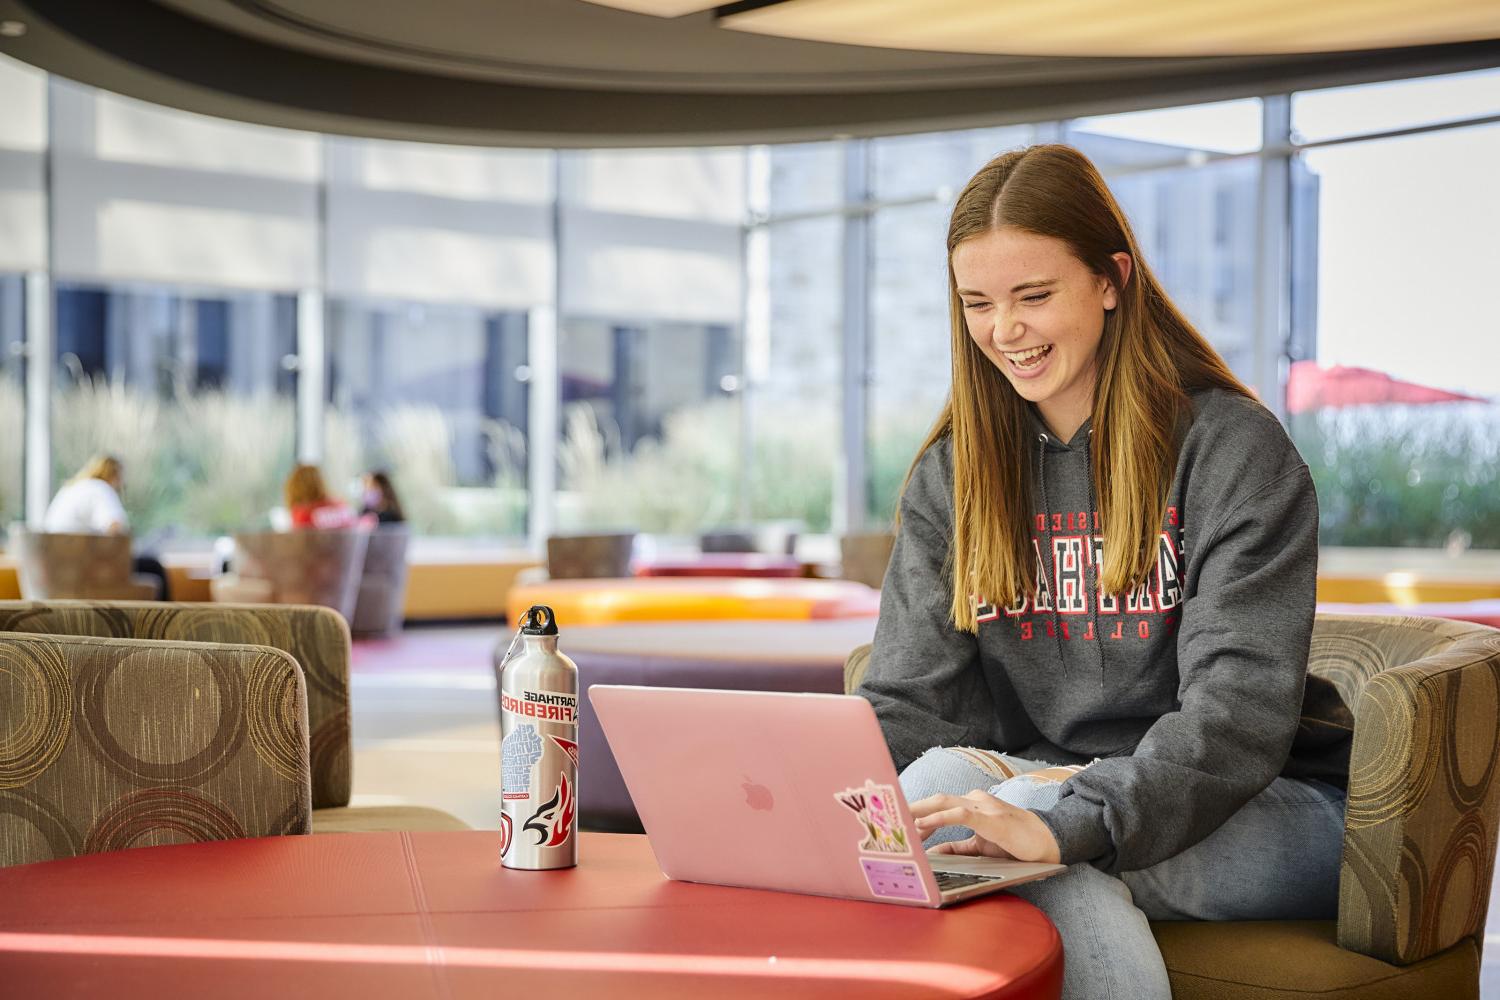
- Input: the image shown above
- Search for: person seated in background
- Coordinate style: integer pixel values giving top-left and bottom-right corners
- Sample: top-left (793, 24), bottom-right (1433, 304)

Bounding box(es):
top-left (43, 453), bottom-right (168, 599)
top-left (284, 464), bottom-right (359, 530)
top-left (359, 470), bottom-right (406, 525)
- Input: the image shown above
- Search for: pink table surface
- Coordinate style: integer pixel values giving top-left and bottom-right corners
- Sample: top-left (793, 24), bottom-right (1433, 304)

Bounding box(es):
top-left (0, 831), bottom-right (1062, 1000)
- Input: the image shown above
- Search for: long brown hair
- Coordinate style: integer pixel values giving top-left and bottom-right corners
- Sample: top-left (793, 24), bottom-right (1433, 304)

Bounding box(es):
top-left (908, 144), bottom-right (1254, 632)
top-left (284, 464), bottom-right (331, 509)
top-left (366, 470), bottom-right (405, 521)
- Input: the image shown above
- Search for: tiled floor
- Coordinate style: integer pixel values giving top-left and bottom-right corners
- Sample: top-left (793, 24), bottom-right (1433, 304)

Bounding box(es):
top-left (351, 623), bottom-right (1500, 994)
top-left (349, 624), bottom-right (503, 830)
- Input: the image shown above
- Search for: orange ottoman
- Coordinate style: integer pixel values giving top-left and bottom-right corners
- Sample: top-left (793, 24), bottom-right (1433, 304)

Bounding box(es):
top-left (506, 576), bottom-right (881, 625)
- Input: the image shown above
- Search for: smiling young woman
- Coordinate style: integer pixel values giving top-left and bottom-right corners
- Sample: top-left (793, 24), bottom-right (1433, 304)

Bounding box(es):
top-left (856, 145), bottom-right (1352, 1000)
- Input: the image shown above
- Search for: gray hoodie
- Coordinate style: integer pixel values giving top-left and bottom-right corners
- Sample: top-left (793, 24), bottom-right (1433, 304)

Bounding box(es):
top-left (857, 388), bottom-right (1352, 873)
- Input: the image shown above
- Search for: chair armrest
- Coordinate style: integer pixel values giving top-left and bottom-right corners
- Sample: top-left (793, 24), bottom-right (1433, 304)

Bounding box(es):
top-left (0, 632), bottom-right (311, 866)
top-left (0, 599), bottom-right (353, 811)
top-left (844, 643), bottom-right (873, 695)
top-left (1338, 625), bottom-right (1500, 964)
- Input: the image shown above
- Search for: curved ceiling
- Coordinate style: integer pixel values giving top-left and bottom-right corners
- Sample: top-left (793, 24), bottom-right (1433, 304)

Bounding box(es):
top-left (1, 0), bottom-right (1498, 147)
top-left (715, 0), bottom-right (1500, 59)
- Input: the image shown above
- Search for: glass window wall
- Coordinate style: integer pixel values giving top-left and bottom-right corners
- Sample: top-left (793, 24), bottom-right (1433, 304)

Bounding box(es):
top-left (1289, 119), bottom-right (1500, 549)
top-left (555, 149), bottom-right (746, 536)
top-left (52, 282), bottom-right (297, 537)
top-left (0, 275), bottom-right (23, 525)
top-left (329, 299), bottom-right (530, 537)
top-left (3, 49), bottom-right (1495, 554)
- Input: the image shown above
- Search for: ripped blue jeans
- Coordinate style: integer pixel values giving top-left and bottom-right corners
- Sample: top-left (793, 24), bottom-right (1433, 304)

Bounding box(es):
top-left (900, 747), bottom-right (1346, 1000)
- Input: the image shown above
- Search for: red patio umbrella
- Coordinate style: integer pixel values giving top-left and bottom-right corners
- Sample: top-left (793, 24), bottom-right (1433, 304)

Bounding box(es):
top-left (1286, 361), bottom-right (1487, 414)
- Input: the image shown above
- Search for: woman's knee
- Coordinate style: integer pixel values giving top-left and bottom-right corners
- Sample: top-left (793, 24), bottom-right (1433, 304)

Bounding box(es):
top-left (897, 747), bottom-right (996, 802)
top-left (988, 773), bottom-right (1065, 811)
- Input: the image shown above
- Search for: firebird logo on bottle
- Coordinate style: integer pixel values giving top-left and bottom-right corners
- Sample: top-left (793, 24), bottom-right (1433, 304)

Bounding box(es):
top-left (549, 735), bottom-right (580, 769)
top-left (501, 688), bottom-right (579, 725)
top-left (523, 771), bottom-right (576, 848)
top-left (500, 813), bottom-right (514, 858)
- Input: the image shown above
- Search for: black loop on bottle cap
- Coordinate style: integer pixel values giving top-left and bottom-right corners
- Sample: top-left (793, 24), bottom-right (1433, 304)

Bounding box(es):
top-left (522, 604), bottom-right (558, 636)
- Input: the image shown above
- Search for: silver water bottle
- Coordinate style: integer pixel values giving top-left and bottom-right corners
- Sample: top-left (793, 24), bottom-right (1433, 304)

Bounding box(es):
top-left (496, 604), bottom-right (579, 870)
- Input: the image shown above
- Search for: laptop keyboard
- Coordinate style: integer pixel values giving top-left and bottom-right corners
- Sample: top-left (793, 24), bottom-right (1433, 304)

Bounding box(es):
top-left (932, 869), bottom-right (1004, 892)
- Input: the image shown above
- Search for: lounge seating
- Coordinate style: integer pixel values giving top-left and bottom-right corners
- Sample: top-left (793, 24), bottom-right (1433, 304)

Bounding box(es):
top-left (351, 525), bottom-right (411, 637)
top-left (0, 631), bottom-right (310, 866)
top-left (545, 532), bottom-right (636, 580)
top-left (839, 531), bottom-right (896, 590)
top-left (0, 599), bottom-right (468, 835)
top-left (700, 524), bottom-right (799, 556)
top-left (845, 613), bottom-right (1500, 998)
top-left (9, 528), bottom-right (157, 600)
top-left (211, 529), bottom-right (369, 623)
top-left (506, 576), bottom-right (882, 625)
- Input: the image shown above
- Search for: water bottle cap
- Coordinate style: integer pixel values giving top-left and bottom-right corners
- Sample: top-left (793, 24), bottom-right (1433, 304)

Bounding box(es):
top-left (521, 604), bottom-right (559, 636)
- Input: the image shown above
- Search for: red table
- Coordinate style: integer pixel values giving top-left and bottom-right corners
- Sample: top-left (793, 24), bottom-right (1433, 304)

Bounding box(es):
top-left (634, 553), bottom-right (804, 578)
top-left (0, 832), bottom-right (1062, 999)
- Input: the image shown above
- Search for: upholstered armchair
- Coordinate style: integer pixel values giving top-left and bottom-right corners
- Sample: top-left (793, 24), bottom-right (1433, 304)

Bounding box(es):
top-left (0, 631), bottom-right (311, 867)
top-left (0, 600), bottom-right (467, 835)
top-left (845, 613), bottom-right (1500, 998)
top-left (10, 529), bottom-right (157, 600)
top-left (839, 531), bottom-right (896, 590)
top-left (546, 532), bottom-right (636, 580)
top-left (211, 529), bottom-right (369, 623)
top-left (351, 525), bottom-right (410, 637)
top-left (700, 524), bottom-right (799, 556)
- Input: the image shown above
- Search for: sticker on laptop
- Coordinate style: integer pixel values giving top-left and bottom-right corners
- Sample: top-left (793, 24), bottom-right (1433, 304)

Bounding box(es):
top-left (501, 687), bottom-right (579, 726)
top-left (860, 858), bottom-right (929, 903)
top-left (835, 780), bottom-right (911, 855)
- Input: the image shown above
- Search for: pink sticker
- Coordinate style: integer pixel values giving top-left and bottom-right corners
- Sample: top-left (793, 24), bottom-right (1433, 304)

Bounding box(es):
top-left (860, 858), bottom-right (929, 903)
top-left (834, 780), bottom-right (911, 855)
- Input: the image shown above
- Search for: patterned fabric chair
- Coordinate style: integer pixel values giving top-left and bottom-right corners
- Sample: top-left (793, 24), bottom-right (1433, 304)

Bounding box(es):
top-left (0, 631), bottom-right (310, 867)
top-left (351, 526), bottom-right (410, 638)
top-left (0, 600), bottom-right (468, 835)
top-left (546, 532), bottom-right (636, 580)
top-left (0, 600), bottom-right (352, 810)
top-left (844, 613), bottom-right (1500, 999)
top-left (839, 531), bottom-right (896, 590)
top-left (211, 529), bottom-right (369, 623)
top-left (10, 529), bottom-right (157, 600)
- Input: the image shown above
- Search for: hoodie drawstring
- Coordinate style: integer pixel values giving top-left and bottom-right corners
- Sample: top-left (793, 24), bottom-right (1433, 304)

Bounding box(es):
top-left (1037, 429), bottom-right (1108, 695)
top-left (1036, 433), bottom-right (1070, 679)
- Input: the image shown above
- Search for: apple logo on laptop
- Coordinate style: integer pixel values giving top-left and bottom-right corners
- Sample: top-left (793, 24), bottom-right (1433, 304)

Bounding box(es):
top-left (741, 776), bottom-right (774, 811)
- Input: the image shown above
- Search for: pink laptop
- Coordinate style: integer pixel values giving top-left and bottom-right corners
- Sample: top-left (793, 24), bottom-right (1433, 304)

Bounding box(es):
top-left (588, 685), bottom-right (1066, 908)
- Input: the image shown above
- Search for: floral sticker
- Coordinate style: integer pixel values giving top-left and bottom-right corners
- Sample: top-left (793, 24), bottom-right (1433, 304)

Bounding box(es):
top-left (835, 780), bottom-right (911, 855)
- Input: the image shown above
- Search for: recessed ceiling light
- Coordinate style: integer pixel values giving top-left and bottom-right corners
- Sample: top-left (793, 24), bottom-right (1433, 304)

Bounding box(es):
top-left (0, 21), bottom-right (27, 37)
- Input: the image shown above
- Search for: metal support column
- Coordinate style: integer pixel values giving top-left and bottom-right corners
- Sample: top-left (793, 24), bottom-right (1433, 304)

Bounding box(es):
top-left (295, 290), bottom-right (325, 463)
top-left (22, 270), bottom-right (52, 526)
top-left (527, 150), bottom-right (564, 553)
top-left (1254, 95), bottom-right (1294, 419)
top-left (835, 138), bottom-right (871, 536)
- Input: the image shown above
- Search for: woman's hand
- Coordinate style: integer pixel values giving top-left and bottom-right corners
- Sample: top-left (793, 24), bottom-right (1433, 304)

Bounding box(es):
top-left (909, 790), bottom-right (1062, 864)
